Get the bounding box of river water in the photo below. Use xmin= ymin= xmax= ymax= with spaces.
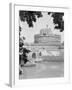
xmin=19 ymin=61 xmax=64 ymax=79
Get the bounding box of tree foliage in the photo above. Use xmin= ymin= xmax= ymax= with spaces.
xmin=19 ymin=11 xmax=42 ymax=66
xmin=19 ymin=26 xmax=31 ymax=65
xmin=48 ymin=12 xmax=64 ymax=32
xmin=19 ymin=10 xmax=43 ymax=27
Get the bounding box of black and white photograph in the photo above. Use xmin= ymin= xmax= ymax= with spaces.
xmin=19 ymin=10 xmax=64 ymax=79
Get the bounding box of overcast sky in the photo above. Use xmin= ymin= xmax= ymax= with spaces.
xmin=20 ymin=12 xmax=64 ymax=43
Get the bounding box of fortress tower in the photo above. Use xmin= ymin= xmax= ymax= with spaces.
xmin=34 ymin=28 xmax=61 ymax=46
xmin=24 ymin=27 xmax=64 ymax=61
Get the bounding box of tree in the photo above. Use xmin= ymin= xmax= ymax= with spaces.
xmin=19 ymin=26 xmax=31 ymax=65
xmin=19 ymin=11 xmax=64 ymax=31
xmin=19 ymin=11 xmax=43 ymax=66
xmin=48 ymin=12 xmax=64 ymax=32
xmin=19 ymin=10 xmax=43 ymax=27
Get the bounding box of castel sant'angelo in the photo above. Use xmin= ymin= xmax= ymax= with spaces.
xmin=24 ymin=27 xmax=64 ymax=61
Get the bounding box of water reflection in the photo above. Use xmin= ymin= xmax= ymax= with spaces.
xmin=19 ymin=61 xmax=64 ymax=79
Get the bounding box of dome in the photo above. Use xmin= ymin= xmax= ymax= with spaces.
xmin=34 ymin=27 xmax=61 ymax=45
xmin=40 ymin=28 xmax=53 ymax=35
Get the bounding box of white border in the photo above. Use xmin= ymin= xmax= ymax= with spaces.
xmin=10 ymin=3 xmax=70 ymax=87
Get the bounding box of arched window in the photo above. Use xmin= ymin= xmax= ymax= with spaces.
xmin=32 ymin=52 xmax=36 ymax=58
xmin=39 ymin=52 xmax=42 ymax=56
